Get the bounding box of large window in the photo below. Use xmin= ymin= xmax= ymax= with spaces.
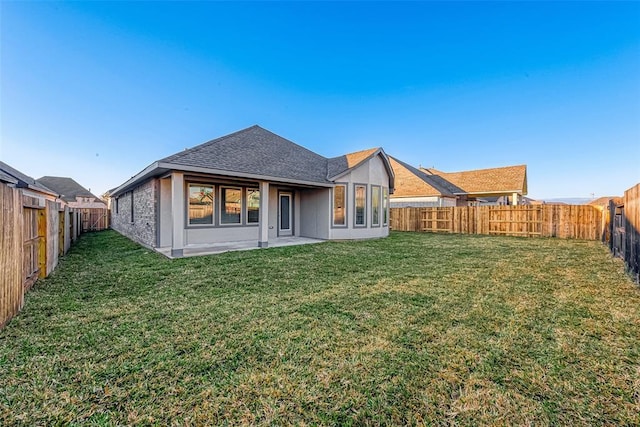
xmin=221 ymin=187 xmax=242 ymax=224
xmin=333 ymin=184 xmax=346 ymax=226
xmin=354 ymin=184 xmax=367 ymax=227
xmin=371 ymin=185 xmax=380 ymax=226
xmin=247 ymin=188 xmax=260 ymax=224
xmin=188 ymin=184 xmax=214 ymax=225
xmin=383 ymin=187 xmax=389 ymax=226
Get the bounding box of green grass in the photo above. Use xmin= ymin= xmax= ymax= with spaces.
xmin=1 ymin=230 xmax=639 ymax=425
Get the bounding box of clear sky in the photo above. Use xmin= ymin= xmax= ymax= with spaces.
xmin=1 ymin=1 xmax=639 ymax=199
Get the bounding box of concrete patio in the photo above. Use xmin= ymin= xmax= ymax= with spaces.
xmin=155 ymin=236 xmax=325 ymax=258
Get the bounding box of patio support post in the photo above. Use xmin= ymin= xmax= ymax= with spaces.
xmin=512 ymin=192 xmax=519 ymax=206
xmin=171 ymin=172 xmax=185 ymax=257
xmin=258 ymin=181 xmax=269 ymax=247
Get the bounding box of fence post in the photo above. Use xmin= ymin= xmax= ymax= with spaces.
xmin=37 ymin=209 xmax=46 ymax=278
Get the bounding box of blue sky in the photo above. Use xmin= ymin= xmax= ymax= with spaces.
xmin=1 ymin=1 xmax=639 ymax=199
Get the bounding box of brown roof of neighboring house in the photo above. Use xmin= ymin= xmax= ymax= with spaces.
xmin=389 ymin=156 xmax=458 ymax=197
xmin=585 ymin=196 xmax=623 ymax=206
xmin=422 ymin=164 xmax=527 ymax=195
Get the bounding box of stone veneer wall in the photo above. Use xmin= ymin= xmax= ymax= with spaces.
xmin=111 ymin=179 xmax=158 ymax=248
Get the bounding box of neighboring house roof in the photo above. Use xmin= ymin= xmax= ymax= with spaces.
xmin=0 ymin=169 xmax=18 ymax=185
xmin=0 ymin=161 xmax=58 ymax=196
xmin=585 ymin=196 xmax=623 ymax=207
xmin=111 ymin=125 xmax=394 ymax=197
xmin=422 ymin=164 xmax=527 ymax=195
xmin=36 ymin=176 xmax=101 ymax=203
xmin=388 ymin=156 xmax=459 ymax=197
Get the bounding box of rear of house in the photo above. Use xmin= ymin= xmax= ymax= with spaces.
xmin=110 ymin=126 xmax=394 ymax=257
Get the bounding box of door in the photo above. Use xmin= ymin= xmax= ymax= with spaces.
xmin=278 ymin=192 xmax=293 ymax=236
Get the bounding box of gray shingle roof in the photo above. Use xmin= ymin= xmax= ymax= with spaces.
xmin=0 ymin=169 xmax=18 ymax=184
xmin=0 ymin=161 xmax=57 ymax=195
xmin=36 ymin=176 xmax=98 ymax=202
xmin=161 ymin=125 xmax=332 ymax=184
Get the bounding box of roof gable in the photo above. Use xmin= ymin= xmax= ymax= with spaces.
xmin=160 ymin=125 xmax=331 ymax=185
xmin=328 ymin=148 xmax=395 ymax=190
xmin=389 ymin=156 xmax=459 ymax=197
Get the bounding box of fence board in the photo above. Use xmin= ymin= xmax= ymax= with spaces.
xmin=0 ymin=184 xmax=23 ymax=328
xmin=390 ymin=205 xmax=602 ymax=240
xmin=610 ymin=183 xmax=640 ymax=283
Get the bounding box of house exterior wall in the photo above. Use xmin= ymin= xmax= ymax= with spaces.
xmin=329 ymin=155 xmax=390 ymax=240
xmin=159 ymin=178 xmax=172 ymax=247
xmin=111 ymin=179 xmax=157 ymax=248
xmin=299 ymin=188 xmax=331 ymax=239
xmin=390 ymin=196 xmax=457 ymax=208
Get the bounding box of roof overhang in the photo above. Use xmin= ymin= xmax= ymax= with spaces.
xmin=457 ymin=190 xmax=524 ymax=197
xmin=110 ymin=161 xmax=335 ymax=197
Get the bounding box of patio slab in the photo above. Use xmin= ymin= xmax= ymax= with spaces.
xmin=156 ymin=236 xmax=325 ymax=258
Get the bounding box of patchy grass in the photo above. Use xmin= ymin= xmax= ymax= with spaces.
xmin=1 ymin=230 xmax=639 ymax=425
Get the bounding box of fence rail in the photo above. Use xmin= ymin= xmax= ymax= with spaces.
xmin=391 ymin=205 xmax=602 ymax=240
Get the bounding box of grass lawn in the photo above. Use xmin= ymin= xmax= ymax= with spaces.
xmin=1 ymin=231 xmax=639 ymax=425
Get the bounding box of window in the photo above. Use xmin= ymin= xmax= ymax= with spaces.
xmin=354 ymin=184 xmax=367 ymax=226
xmin=115 ymin=197 xmax=119 ymax=214
xmin=130 ymin=191 xmax=134 ymax=222
xmin=246 ymin=188 xmax=260 ymax=224
xmin=221 ymin=187 xmax=242 ymax=224
xmin=188 ymin=184 xmax=214 ymax=225
xmin=372 ymin=185 xmax=380 ymax=226
xmin=383 ymin=187 xmax=389 ymax=226
xmin=333 ymin=184 xmax=346 ymax=226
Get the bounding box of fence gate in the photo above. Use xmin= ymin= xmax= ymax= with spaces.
xmin=488 ymin=206 xmax=543 ymax=237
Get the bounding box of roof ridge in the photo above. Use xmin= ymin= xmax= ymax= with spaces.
xmin=433 ymin=164 xmax=527 ymax=175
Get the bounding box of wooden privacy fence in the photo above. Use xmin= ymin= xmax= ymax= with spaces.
xmin=609 ymin=183 xmax=640 ymax=284
xmin=81 ymin=208 xmax=108 ymax=232
xmin=391 ymin=205 xmax=602 ymax=240
xmin=0 ymin=183 xmax=86 ymax=328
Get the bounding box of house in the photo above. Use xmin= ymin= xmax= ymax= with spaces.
xmin=109 ymin=125 xmax=394 ymax=257
xmin=36 ymin=176 xmax=109 ymax=231
xmin=388 ymin=158 xmax=528 ymax=207
xmin=421 ymin=165 xmax=528 ymax=206
xmin=388 ymin=156 xmax=461 ymax=207
xmin=0 ymin=161 xmax=58 ymax=204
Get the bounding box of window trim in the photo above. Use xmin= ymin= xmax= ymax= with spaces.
xmin=187 ymin=183 xmax=215 ymax=227
xmin=219 ymin=186 xmax=243 ymax=226
xmin=245 ymin=187 xmax=260 ymax=225
xmin=331 ymin=183 xmax=348 ymax=228
xmin=371 ymin=185 xmax=381 ymax=227
xmin=383 ymin=187 xmax=389 ymax=227
xmin=130 ymin=191 xmax=134 ymax=223
xmin=353 ymin=183 xmax=368 ymax=228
